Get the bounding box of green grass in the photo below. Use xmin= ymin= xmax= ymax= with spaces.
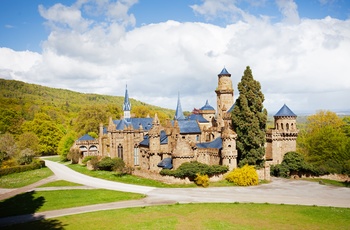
xmin=38 ymin=180 xmax=83 ymax=187
xmin=304 ymin=178 xmax=350 ymax=188
xmin=67 ymin=164 xmax=196 ymax=188
xmin=4 ymin=203 xmax=350 ymax=230
xmin=42 ymin=155 xmax=62 ymax=162
xmin=0 ymin=167 xmax=53 ymax=188
xmin=0 ymin=189 xmax=144 ymax=218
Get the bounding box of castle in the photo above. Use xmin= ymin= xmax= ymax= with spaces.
xmin=75 ymin=67 xmax=298 ymax=173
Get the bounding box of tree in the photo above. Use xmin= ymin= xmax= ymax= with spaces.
xmin=17 ymin=132 xmax=40 ymax=154
xmin=232 ymin=66 xmax=267 ymax=167
xmin=0 ymin=133 xmax=17 ymax=162
xmin=298 ymin=111 xmax=350 ymax=174
xmin=57 ymin=131 xmax=77 ymax=161
xmin=74 ymin=105 xmax=109 ymax=136
xmin=22 ymin=113 xmax=64 ymax=155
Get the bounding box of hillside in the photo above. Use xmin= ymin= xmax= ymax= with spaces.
xmin=0 ymin=79 xmax=175 ymax=155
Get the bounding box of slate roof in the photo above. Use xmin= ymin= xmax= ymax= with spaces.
xmin=227 ymin=103 xmax=235 ymax=113
xmin=113 ymin=118 xmax=153 ymax=130
xmin=187 ymin=114 xmax=209 ymax=123
xmin=78 ymin=134 xmax=95 ymax=141
xmin=174 ymin=93 xmax=185 ymax=120
xmin=175 ymin=120 xmax=201 ymax=134
xmin=200 ymin=100 xmax=215 ymax=111
xmin=218 ymin=67 xmax=231 ymax=76
xmin=139 ymin=130 xmax=168 ymax=146
xmin=123 ymin=85 xmax=131 ymax=111
xmin=274 ymin=104 xmax=297 ymax=117
xmin=196 ymin=137 xmax=222 ymax=149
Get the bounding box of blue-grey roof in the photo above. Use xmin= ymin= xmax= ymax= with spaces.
xmin=187 ymin=114 xmax=209 ymax=123
xmin=274 ymin=104 xmax=297 ymax=117
xmin=123 ymin=85 xmax=131 ymax=111
xmin=174 ymin=93 xmax=185 ymax=120
xmin=218 ymin=67 xmax=231 ymax=76
xmin=227 ymin=103 xmax=235 ymax=113
xmin=200 ymin=100 xmax=215 ymax=111
xmin=139 ymin=130 xmax=168 ymax=146
xmin=196 ymin=137 xmax=222 ymax=149
xmin=78 ymin=134 xmax=95 ymax=141
xmin=114 ymin=118 xmax=153 ymax=130
xmin=172 ymin=120 xmax=201 ymax=134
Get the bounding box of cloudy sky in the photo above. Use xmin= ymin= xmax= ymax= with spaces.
xmin=1 ymin=0 xmax=349 ymax=115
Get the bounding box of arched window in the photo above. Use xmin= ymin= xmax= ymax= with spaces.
xmin=281 ymin=123 xmax=284 ymax=130
xmin=286 ymin=123 xmax=289 ymax=131
xmin=118 ymin=144 xmax=123 ymax=159
xmin=134 ymin=145 xmax=139 ymax=166
xmin=291 ymin=123 xmax=294 ymax=130
xmin=276 ymin=123 xmax=279 ymax=130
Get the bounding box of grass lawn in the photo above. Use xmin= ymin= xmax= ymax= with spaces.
xmin=0 ymin=189 xmax=144 ymax=218
xmin=67 ymin=164 xmax=197 ymax=188
xmin=0 ymin=167 xmax=53 ymax=188
xmin=304 ymin=178 xmax=350 ymax=188
xmin=38 ymin=180 xmax=83 ymax=187
xmin=3 ymin=203 xmax=350 ymax=230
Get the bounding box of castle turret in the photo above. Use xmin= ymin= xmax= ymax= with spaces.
xmin=148 ymin=113 xmax=162 ymax=171
xmin=123 ymin=85 xmax=131 ymax=119
xmin=266 ymin=104 xmax=298 ymax=164
xmin=221 ymin=125 xmax=238 ymax=170
xmin=216 ymin=68 xmax=234 ymax=128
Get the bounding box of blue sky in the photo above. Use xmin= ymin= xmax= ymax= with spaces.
xmin=0 ymin=0 xmax=350 ymax=114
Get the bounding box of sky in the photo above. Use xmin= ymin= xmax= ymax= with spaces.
xmin=0 ymin=0 xmax=350 ymax=115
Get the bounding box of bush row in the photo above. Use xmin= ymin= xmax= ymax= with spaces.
xmin=0 ymin=160 xmax=45 ymax=176
xmin=160 ymin=161 xmax=228 ymax=181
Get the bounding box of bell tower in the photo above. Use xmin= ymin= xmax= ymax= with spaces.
xmin=216 ymin=68 xmax=234 ymax=128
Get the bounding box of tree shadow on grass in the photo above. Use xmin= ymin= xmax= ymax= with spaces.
xmin=0 ymin=191 xmax=44 ymax=218
xmin=2 ymin=218 xmax=66 ymax=230
xmin=0 ymin=191 xmax=66 ymax=229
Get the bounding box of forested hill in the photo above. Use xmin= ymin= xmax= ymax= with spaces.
xmin=0 ymin=78 xmax=174 ymax=155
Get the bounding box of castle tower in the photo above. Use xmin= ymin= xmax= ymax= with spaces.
xmin=199 ymin=100 xmax=216 ymax=122
xmin=221 ymin=125 xmax=238 ymax=170
xmin=174 ymin=93 xmax=185 ymax=120
xmin=148 ymin=113 xmax=162 ymax=171
xmin=216 ymin=68 xmax=234 ymax=128
xmin=266 ymin=104 xmax=298 ymax=164
xmin=123 ymin=85 xmax=131 ymax=119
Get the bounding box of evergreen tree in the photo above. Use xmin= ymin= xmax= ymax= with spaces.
xmin=232 ymin=66 xmax=267 ymax=167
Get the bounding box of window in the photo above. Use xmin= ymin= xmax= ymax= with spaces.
xmin=118 ymin=144 xmax=123 ymax=159
xmin=134 ymin=145 xmax=139 ymax=166
xmin=286 ymin=123 xmax=289 ymax=131
xmin=196 ymin=135 xmax=200 ymax=142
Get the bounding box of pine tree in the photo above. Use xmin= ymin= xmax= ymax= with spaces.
xmin=232 ymin=66 xmax=267 ymax=167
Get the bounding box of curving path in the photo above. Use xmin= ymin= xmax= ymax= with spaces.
xmin=1 ymin=160 xmax=350 ymax=227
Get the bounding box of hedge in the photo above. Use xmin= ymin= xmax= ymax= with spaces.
xmin=0 ymin=160 xmax=45 ymax=176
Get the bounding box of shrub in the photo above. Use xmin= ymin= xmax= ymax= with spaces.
xmin=160 ymin=161 xmax=228 ymax=181
xmin=82 ymin=156 xmax=94 ymax=165
xmin=67 ymin=148 xmax=81 ymax=164
xmin=194 ymin=173 xmax=209 ymax=187
xmin=271 ymin=151 xmax=315 ymax=178
xmin=97 ymin=157 xmax=125 ymax=172
xmin=225 ymin=165 xmax=259 ymax=186
xmin=0 ymin=160 xmax=45 ymax=176
xmin=16 ymin=148 xmax=36 ymax=165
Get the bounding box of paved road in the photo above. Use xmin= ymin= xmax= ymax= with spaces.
xmin=1 ymin=160 xmax=349 ymax=227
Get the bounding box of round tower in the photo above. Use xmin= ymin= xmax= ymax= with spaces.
xmin=221 ymin=126 xmax=238 ymax=170
xmin=216 ymin=68 xmax=234 ymax=128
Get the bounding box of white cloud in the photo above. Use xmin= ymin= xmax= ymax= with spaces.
xmin=276 ymin=0 xmax=300 ymax=24
xmin=0 ymin=0 xmax=350 ymax=115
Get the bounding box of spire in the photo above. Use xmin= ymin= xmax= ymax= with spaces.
xmin=123 ymin=85 xmax=131 ymax=119
xmin=174 ymin=92 xmax=185 ymax=120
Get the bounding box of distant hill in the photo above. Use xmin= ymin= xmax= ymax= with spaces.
xmin=0 ymin=78 xmax=174 ymax=137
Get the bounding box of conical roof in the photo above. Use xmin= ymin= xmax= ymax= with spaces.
xmin=274 ymin=104 xmax=297 ymax=117
xmin=174 ymin=93 xmax=185 ymax=120
xmin=200 ymin=100 xmax=215 ymax=111
xmin=218 ymin=67 xmax=231 ymax=77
